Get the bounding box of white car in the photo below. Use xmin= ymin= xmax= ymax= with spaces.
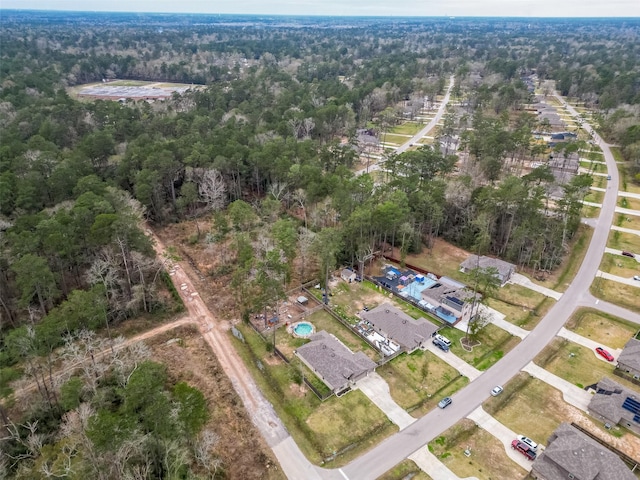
xmin=491 ymin=386 xmax=503 ymax=396
xmin=517 ymin=435 xmax=538 ymax=451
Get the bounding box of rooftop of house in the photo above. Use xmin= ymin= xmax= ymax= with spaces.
xmin=533 ymin=423 xmax=635 ymax=480
xmin=589 ymin=377 xmax=640 ymax=426
xmin=360 ymin=303 xmax=438 ymax=351
xmin=618 ymin=338 xmax=640 ymax=371
xmin=295 ymin=330 xmax=376 ymax=391
xmin=460 ymin=255 xmax=516 ymax=279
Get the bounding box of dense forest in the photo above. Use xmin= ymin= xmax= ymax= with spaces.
xmin=1 ymin=11 xmax=639 ymax=479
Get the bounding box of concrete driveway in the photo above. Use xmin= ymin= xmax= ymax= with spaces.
xmin=604 ymin=247 xmax=640 ymax=262
xmin=596 ymin=270 xmax=640 ymax=288
xmin=522 ymin=362 xmax=592 ymax=412
xmin=467 ymin=406 xmax=535 ymax=472
xmin=356 ymin=372 xmax=416 ymax=430
xmin=508 ymin=273 xmax=563 ymax=300
xmin=557 ymin=327 xmax=622 ymax=362
xmin=409 ymin=448 xmax=479 ymax=480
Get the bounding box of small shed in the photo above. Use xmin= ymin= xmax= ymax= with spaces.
xmin=341 ymin=268 xmax=357 ymax=283
xmin=415 ymin=274 xmax=425 ymax=283
xmin=297 ymin=296 xmax=308 ymax=305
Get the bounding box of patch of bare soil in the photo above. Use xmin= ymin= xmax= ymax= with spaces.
xmin=148 ymin=325 xmax=284 ymax=480
xmin=460 ymin=337 xmax=481 ymax=351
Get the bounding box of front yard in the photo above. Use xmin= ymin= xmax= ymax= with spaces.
xmin=429 ymin=419 xmax=527 ymax=480
xmin=565 ymin=308 xmax=637 ymax=350
xmin=377 ymin=349 xmax=468 ymax=416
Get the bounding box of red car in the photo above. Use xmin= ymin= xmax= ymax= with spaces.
xmin=511 ymin=440 xmax=536 ymax=460
xmin=595 ymin=347 xmax=614 ymax=362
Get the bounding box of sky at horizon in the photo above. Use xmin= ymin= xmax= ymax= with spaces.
xmin=3 ymin=0 xmax=640 ymax=18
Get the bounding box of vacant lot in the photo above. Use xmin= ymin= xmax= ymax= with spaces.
xmin=401 ymin=238 xmax=470 ymax=280
xmin=440 ymin=324 xmax=520 ymax=371
xmin=429 ymin=419 xmax=527 ymax=480
xmin=607 ymin=230 xmax=640 ymax=254
xmin=592 ymin=278 xmax=640 ymax=314
xmin=388 ymin=122 xmax=423 ymax=136
xmin=378 ymin=460 xmax=432 ymax=480
xmin=565 ymin=308 xmax=637 ymax=349
xmin=485 ymin=373 xmax=640 ymax=461
xmin=383 ymin=134 xmax=409 ymax=145
xmin=616 ymin=213 xmax=640 ymax=231
xmin=377 ymin=349 xmax=467 ymax=416
xmin=598 ymin=253 xmax=640 ymax=279
xmin=618 ymin=197 xmax=640 ymax=211
xmin=535 ymin=337 xmax=640 ymax=391
xmin=584 ymin=189 xmax=605 ymax=203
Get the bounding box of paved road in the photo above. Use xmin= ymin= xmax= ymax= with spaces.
xmin=311 ymin=93 xmax=634 ymax=480
xmin=355 ymin=75 xmax=455 ymax=176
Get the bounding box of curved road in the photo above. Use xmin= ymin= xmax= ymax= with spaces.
xmin=306 ymin=93 xmax=640 ymax=479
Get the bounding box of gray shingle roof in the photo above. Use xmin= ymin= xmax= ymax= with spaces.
xmin=360 ymin=303 xmax=438 ymax=351
xmin=588 ymin=377 xmax=640 ymax=427
xmin=295 ymin=331 xmax=376 ymax=391
xmin=532 ymin=423 xmax=635 ymax=480
xmin=460 ymin=255 xmax=515 ymax=280
xmin=618 ymin=338 xmax=640 ymax=372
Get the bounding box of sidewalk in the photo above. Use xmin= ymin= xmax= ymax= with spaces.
xmin=408 ymin=448 xmax=479 ymax=480
xmin=508 ymin=273 xmax=563 ymax=300
xmin=356 ymin=373 xmax=416 ymax=429
xmin=522 ymin=362 xmax=592 ymax=412
xmin=467 ymin=406 xmax=533 ymax=472
xmin=557 ymin=327 xmax=622 ymax=362
xmin=425 ymin=343 xmax=482 ymax=381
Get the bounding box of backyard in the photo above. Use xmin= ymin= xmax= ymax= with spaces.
xmin=232 ymin=323 xmax=397 ymax=467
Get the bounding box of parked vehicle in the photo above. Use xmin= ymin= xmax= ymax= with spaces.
xmin=621 ymin=251 xmax=635 ymax=258
xmin=433 ymin=334 xmax=452 ymax=347
xmin=595 ymin=347 xmax=614 ymax=361
xmin=491 ymin=386 xmax=503 ymax=396
xmin=433 ymin=338 xmax=450 ymax=352
xmin=438 ymin=397 xmax=452 ymax=409
xmin=516 ymin=435 xmax=538 ymax=451
xmin=634 ymin=275 xmax=640 ymax=281
xmin=511 ymin=440 xmax=536 ymax=460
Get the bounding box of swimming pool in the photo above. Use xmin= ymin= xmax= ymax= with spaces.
xmin=293 ymin=322 xmax=314 ymax=338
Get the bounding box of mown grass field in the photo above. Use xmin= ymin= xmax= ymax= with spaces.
xmin=378 ymin=460 xmax=432 ymax=480
xmin=591 ymin=278 xmax=640 ymax=314
xmin=607 ymin=230 xmax=640 ymax=253
xmin=565 ymin=308 xmax=637 ymax=350
xmin=598 ymin=253 xmax=640 ymax=279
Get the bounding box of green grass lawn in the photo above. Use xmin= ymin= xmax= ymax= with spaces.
xmin=484 ymin=373 xmax=581 ymax=447
xmin=581 ymin=161 xmax=605 ymax=173
xmin=584 ymin=190 xmax=605 ymax=204
xmin=377 ymin=349 xmax=467 ymax=416
xmin=591 ymin=278 xmax=640 ymax=314
xmin=388 ymin=122 xmax=423 ymax=136
xmin=618 ymin=197 xmax=640 ymax=211
xmin=438 ymin=324 xmax=520 ymax=371
xmin=581 ymin=205 xmax=601 ymax=218
xmin=429 ymin=420 xmax=527 ymax=480
xmin=615 ymin=213 xmax=640 ymax=231
xmin=565 ymin=308 xmax=637 ymax=349
xmin=233 ymin=323 xmax=397 ymax=466
xmin=535 ymin=337 xmax=638 ymax=390
xmin=377 ymin=460 xmax=432 ymax=480
xmin=382 ymin=134 xmax=409 ymax=145
xmin=607 ymin=230 xmax=640 ymax=252
xmin=598 ymin=253 xmax=640 ymax=279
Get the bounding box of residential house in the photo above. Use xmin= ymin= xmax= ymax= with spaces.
xmin=420 ymin=281 xmax=478 ymax=325
xmin=294 ymin=330 xmax=376 ymax=394
xmin=588 ymin=377 xmax=640 ymax=435
xmin=459 ymin=255 xmax=516 ymax=286
xmin=531 ymin=423 xmax=635 ymax=480
xmin=617 ymin=338 xmax=640 ymax=379
xmin=360 ymin=303 xmax=438 ymax=353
